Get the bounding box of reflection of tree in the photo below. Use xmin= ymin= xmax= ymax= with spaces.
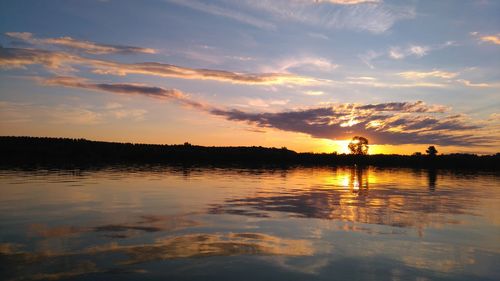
xmin=349 ymin=166 xmax=369 ymax=195
xmin=427 ymin=169 xmax=437 ymax=192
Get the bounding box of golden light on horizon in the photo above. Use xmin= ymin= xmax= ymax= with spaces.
xmin=320 ymin=139 xmax=352 ymax=154
xmin=321 ymin=138 xmax=390 ymax=155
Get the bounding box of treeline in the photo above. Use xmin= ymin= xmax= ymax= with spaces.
xmin=0 ymin=136 xmax=499 ymax=170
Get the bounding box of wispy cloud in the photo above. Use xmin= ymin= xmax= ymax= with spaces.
xmin=5 ymin=32 xmax=156 ymax=54
xmin=456 ymin=79 xmax=491 ymax=88
xmin=358 ymin=50 xmax=382 ymax=69
xmin=238 ymin=98 xmax=290 ymax=108
xmin=307 ymin=32 xmax=330 ymax=40
xmin=388 ymin=45 xmax=429 ymax=59
xmin=265 ymin=56 xmax=339 ymax=73
xmin=489 ymin=113 xmax=500 ymax=121
xmin=169 ymin=0 xmax=414 ymax=34
xmin=363 ymin=41 xmax=457 ymax=67
xmin=398 ymin=70 xmax=496 ymax=88
xmin=471 ymin=32 xmax=500 ymax=45
xmin=345 ymin=76 xmax=447 ymax=88
xmin=167 ymin=0 xmax=276 ymax=30
xmin=0 ymin=47 xmax=320 ymax=85
xmin=241 ymin=0 xmax=415 ymax=33
xmin=304 ymin=90 xmax=326 ymax=96
xmin=398 ymin=70 xmax=458 ymax=79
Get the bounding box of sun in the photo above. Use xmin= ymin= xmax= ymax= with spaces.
xmin=320 ymin=139 xmax=352 ymax=154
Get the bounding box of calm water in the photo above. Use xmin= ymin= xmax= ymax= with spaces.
xmin=0 ymin=166 xmax=499 ymax=281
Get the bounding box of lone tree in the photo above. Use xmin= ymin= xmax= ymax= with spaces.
xmin=348 ymin=136 xmax=369 ymax=155
xmin=426 ymin=146 xmax=438 ymax=156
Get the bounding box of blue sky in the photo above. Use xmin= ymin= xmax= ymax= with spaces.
xmin=0 ymin=0 xmax=499 ymax=153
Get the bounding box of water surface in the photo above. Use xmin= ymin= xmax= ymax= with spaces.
xmin=0 ymin=166 xmax=499 ymax=280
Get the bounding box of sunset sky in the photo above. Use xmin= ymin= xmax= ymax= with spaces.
xmin=0 ymin=0 xmax=499 ymax=154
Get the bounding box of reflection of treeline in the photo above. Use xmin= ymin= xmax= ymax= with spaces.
xmin=1 ymin=136 xmax=498 ymax=169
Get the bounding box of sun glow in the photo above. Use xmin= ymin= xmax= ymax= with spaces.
xmin=319 ymin=139 xmax=352 ymax=154
xmin=320 ymin=138 xmax=397 ymax=155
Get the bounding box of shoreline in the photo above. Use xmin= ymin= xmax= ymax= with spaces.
xmin=1 ymin=136 xmax=499 ymax=170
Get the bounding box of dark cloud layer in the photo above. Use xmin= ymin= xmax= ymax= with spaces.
xmin=43 ymin=76 xmax=207 ymax=109
xmin=40 ymin=76 xmax=490 ymax=146
xmin=210 ymin=104 xmax=487 ymax=146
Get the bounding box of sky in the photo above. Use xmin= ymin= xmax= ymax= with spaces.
xmin=0 ymin=0 xmax=499 ymax=154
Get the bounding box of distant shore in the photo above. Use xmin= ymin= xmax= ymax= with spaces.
xmin=1 ymin=136 xmax=498 ymax=170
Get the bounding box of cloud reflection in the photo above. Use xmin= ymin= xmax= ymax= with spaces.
xmin=1 ymin=232 xmax=313 ymax=280
xmin=29 ymin=214 xmax=199 ymax=239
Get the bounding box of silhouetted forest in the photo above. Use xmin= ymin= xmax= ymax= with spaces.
xmin=1 ymin=136 xmax=498 ymax=169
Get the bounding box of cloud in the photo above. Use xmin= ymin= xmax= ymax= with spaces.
xmin=358 ymin=41 xmax=458 ymax=69
xmin=263 ymin=56 xmax=339 ymax=73
xmin=43 ymin=76 xmax=208 ymax=109
xmin=210 ymin=102 xmax=489 ymax=146
xmin=365 ymin=41 xmax=456 ymax=67
xmin=408 ymin=45 xmax=429 ymax=57
xmin=167 ymin=0 xmax=276 ymax=30
xmin=49 ymin=105 xmax=104 ymax=125
xmin=388 ymin=45 xmax=429 ymax=59
xmin=346 ymin=76 xmax=447 ymax=88
xmin=246 ymin=98 xmax=290 ymax=107
xmin=398 ymin=70 xmax=458 ymax=79
xmin=358 ymin=50 xmax=383 ymax=69
xmin=471 ymin=32 xmax=500 ymax=45
xmin=479 ymin=35 xmax=500 ymax=45
xmin=5 ymin=32 xmax=156 ymax=54
xmin=0 ymin=47 xmax=319 ymax=85
xmin=241 ymin=0 xmax=415 ymax=33
xmin=171 ymin=0 xmax=414 ymax=34
xmin=0 ymin=47 xmax=79 ymax=72
xmin=110 ymin=108 xmax=147 ymax=121
xmin=398 ymin=70 xmax=497 ymax=88
xmin=388 ymin=47 xmax=405 ymax=59
xmin=307 ymin=32 xmax=330 ymax=40
xmin=488 ymin=113 xmax=500 ymax=121
xmin=304 ymin=90 xmax=325 ymax=96
xmin=0 ymin=101 xmax=33 ymax=123
xmin=455 ymin=79 xmax=491 ymax=88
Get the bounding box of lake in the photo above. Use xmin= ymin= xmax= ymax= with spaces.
xmin=0 ymin=166 xmax=499 ymax=281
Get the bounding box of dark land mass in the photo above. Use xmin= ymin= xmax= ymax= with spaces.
xmin=0 ymin=136 xmax=499 ymax=170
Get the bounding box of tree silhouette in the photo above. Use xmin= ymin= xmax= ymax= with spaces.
xmin=426 ymin=146 xmax=438 ymax=156
xmin=348 ymin=136 xmax=369 ymax=155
